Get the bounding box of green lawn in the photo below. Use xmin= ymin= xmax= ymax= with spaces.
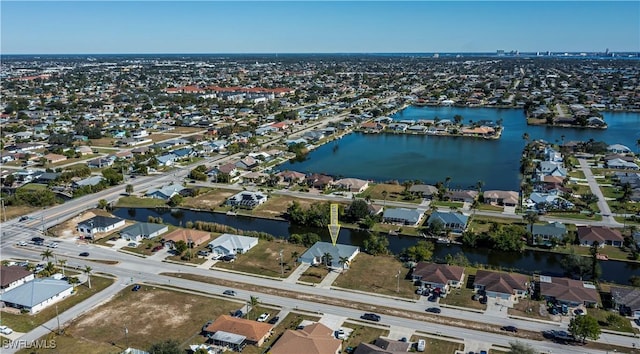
xmin=115 ymin=196 xmax=167 ymax=208
xmin=555 ymin=245 xmax=634 ymax=262
xmin=214 ymin=239 xmax=308 ymax=278
xmin=1 ymin=276 xmax=114 ymax=333
xmin=600 ymin=186 xmax=623 ymax=199
xmin=431 ymin=201 xmax=464 ymax=209
xmin=410 ymin=335 xmax=464 ymax=354
xmin=18 ymin=183 xmax=48 ymax=191
xmin=359 ymin=184 xmax=419 ymax=203
xmin=371 ymin=223 xmax=421 ymax=236
xmin=342 ymin=324 xmax=389 ymax=350
xmin=439 ymin=287 xmax=487 ymax=311
xmin=333 ymin=253 xmax=417 ymax=299
xmin=298 ymin=266 xmax=329 ymax=283
xmin=588 ymin=308 xmax=637 ymax=333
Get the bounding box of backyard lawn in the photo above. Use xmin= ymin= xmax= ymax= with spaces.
xmin=410 ymin=335 xmax=465 ymax=354
xmin=333 ymin=253 xmax=417 ymax=300
xmin=214 ymin=239 xmax=308 ymax=278
xmin=1 ymin=276 xmax=114 ymax=333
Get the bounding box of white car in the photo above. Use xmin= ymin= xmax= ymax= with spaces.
xmin=0 ymin=325 xmax=13 ymax=335
xmin=17 ymin=241 xmax=28 ymax=246
xmin=335 ymin=328 xmax=347 ymax=339
xmin=257 ymin=313 xmax=270 ymax=322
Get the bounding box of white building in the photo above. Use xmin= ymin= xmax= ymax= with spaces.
xmin=0 ymin=278 xmax=74 ymax=314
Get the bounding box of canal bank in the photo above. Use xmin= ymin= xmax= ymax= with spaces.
xmin=113 ymin=207 xmax=640 ymax=285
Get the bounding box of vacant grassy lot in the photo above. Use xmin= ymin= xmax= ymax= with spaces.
xmin=214 ymin=239 xmax=308 ymax=278
xmin=251 ymin=195 xmax=317 ymax=219
xmin=588 ymin=308 xmax=636 ymax=333
xmin=410 ymin=335 xmax=464 ymax=354
xmin=360 ymin=183 xmax=417 ymax=203
xmin=342 ymin=324 xmax=389 ymax=350
xmin=16 ymin=332 xmax=115 ymax=354
xmin=180 ymin=188 xmax=238 ymax=210
xmin=371 ymin=222 xmax=421 ymax=236
xmin=121 ymin=237 xmax=167 ymax=256
xmin=431 ymin=201 xmax=464 ymax=209
xmin=2 ymin=205 xmax=40 ymax=221
xmin=49 ymin=154 xmax=99 ymax=167
xmin=1 ymin=276 xmax=114 ymax=333
xmin=439 ymin=287 xmax=486 ymax=311
xmin=170 ymin=126 xmax=206 ymax=134
xmin=554 ymin=244 xmax=633 ymax=262
xmin=507 ymin=299 xmax=549 ymax=320
xmin=334 ymin=253 xmax=417 ymax=300
xmin=64 ymin=285 xmax=240 ymax=351
xmin=147 ymin=133 xmax=176 ymax=142
xmin=298 ymin=266 xmax=329 ymax=283
xmin=18 ymin=183 xmax=48 ymax=191
xmin=116 ymin=196 xmax=167 ymax=208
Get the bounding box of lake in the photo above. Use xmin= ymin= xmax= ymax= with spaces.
xmin=278 ymin=107 xmax=640 ymax=190
xmin=114 ymin=207 xmax=640 ymax=285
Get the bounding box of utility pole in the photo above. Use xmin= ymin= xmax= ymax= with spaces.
xmin=124 ymin=326 xmax=129 ymax=349
xmin=0 ymin=198 xmax=6 ymax=222
xmin=56 ymin=305 xmax=61 ymax=334
xmin=396 ymin=269 xmax=401 ymax=293
xmin=41 ymin=209 xmax=46 ymax=235
xmin=279 ymin=249 xmax=284 ymax=277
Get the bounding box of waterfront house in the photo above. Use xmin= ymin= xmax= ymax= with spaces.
xmin=77 ymin=216 xmax=125 ymax=239
xmin=163 ymin=228 xmax=211 ymax=248
xmin=300 ymin=242 xmax=359 ymax=269
xmin=0 ymin=278 xmax=74 ymax=314
xmin=204 ymin=315 xmax=272 ymax=349
xmin=607 ymin=144 xmax=632 ymax=154
xmin=445 ymin=190 xmax=478 ymax=203
xmin=382 ymin=208 xmax=425 ymax=226
xmin=408 ymin=184 xmax=439 ymax=199
xmin=236 ymin=156 xmax=260 ymax=171
xmin=473 ymin=270 xmax=529 ymax=301
xmin=72 ymin=176 xmax=105 ymax=189
xmin=577 ymin=226 xmax=624 ymax=247
xmin=145 ymin=184 xmax=185 ymax=200
xmin=427 ymin=211 xmax=469 ymax=233
xmin=610 ymin=286 xmax=640 ymax=318
xmin=531 ymin=222 xmax=568 ymax=245
xmin=269 ymin=322 xmax=342 ymax=354
xmin=360 ymin=122 xmax=385 ymax=132
xmin=333 ymin=178 xmax=369 ymax=193
xmin=120 ymin=222 xmax=169 ymax=242
xmin=482 ymin=190 xmax=519 ymax=206
xmin=277 ymin=170 xmax=306 ymax=184
xmin=539 ymin=276 xmax=599 ymax=308
xmin=207 ymin=233 xmax=258 ymax=258
xmin=0 ymin=265 xmax=35 ymax=292
xmin=411 ymin=262 xmax=464 ymax=294
xmin=306 ymin=173 xmax=334 ymax=190
xmin=606 ymin=158 xmax=639 ymax=170
xmin=226 ymin=191 xmax=267 ymax=209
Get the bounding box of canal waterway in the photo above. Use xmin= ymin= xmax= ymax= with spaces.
xmin=114 ymin=207 xmax=640 ymax=285
xmin=278 ymin=107 xmax=640 ymax=190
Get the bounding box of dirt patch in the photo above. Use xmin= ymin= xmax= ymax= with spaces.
xmin=252 ymin=195 xmax=316 ymax=218
xmin=181 ymin=189 xmax=237 ymax=210
xmin=49 ymin=209 xmax=120 ymax=239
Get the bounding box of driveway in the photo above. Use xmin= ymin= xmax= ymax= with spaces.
xmin=577 ymin=158 xmax=621 ymax=227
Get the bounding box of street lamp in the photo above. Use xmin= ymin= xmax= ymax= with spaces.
xmin=279 ymin=249 xmax=284 ymax=277
xmin=396 ymin=269 xmax=401 ymax=293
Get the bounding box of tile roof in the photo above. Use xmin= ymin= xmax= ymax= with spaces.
xmin=412 ymin=262 xmax=464 ymax=285
xmin=269 ymin=323 xmax=342 ymax=354
xmin=204 ymin=315 xmax=272 ymax=343
xmin=577 ymin=226 xmax=624 ymax=244
xmin=540 ymin=277 xmax=600 ymax=304
xmin=0 ymin=265 xmax=32 ymax=288
xmin=474 ymin=270 xmax=529 ymax=294
xmin=162 ymin=228 xmax=210 ymax=246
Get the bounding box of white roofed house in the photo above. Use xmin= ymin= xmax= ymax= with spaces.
xmin=207 ymin=233 xmax=259 ymax=258
xmin=145 ymin=184 xmax=185 ymax=200
xmin=607 ymin=144 xmax=632 ymax=154
xmin=0 ymin=278 xmax=74 ymax=314
xmin=120 ymin=222 xmax=169 ymax=242
xmin=77 ymin=216 xmax=126 ymax=239
xmin=299 ymin=242 xmax=359 ymax=269
xmin=606 ymin=158 xmax=639 ymax=170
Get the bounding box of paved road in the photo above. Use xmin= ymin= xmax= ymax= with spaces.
xmin=2 ymin=243 xmax=637 ymax=353
xmin=578 ymin=158 xmax=621 ymax=226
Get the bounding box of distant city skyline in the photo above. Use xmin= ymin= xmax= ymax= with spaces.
xmin=1 ymin=1 xmax=638 ymax=55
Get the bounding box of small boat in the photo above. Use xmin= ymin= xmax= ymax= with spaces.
xmin=436 ymin=237 xmax=451 ymax=244
xmin=596 ymin=253 xmax=609 ymax=261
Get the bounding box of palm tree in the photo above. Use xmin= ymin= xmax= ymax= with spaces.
xmin=523 ymin=212 xmax=539 ymax=243
xmin=41 ymin=249 xmax=54 ymax=262
xmin=125 ymin=184 xmax=134 ymax=195
xmin=381 ymin=190 xmax=388 ymax=208
xmin=476 ymin=180 xmax=484 ymax=194
xmin=67 ymin=276 xmax=80 ymax=290
xmin=84 ymin=265 xmax=93 ymax=289
xmin=98 ymin=199 xmax=108 ymax=210
xmin=58 ymin=259 xmax=67 ymax=276
xmin=338 ymin=256 xmax=350 ymax=270
xmin=249 ymin=295 xmax=259 ymax=319
xmin=445 ymin=176 xmax=451 ymax=190
xmin=522 ymin=132 xmax=530 ymax=143
xmin=323 ymin=252 xmax=334 ymax=268
xmin=291 ymin=251 xmax=300 ymax=266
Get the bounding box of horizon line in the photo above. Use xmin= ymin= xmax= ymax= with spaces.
xmin=2 ymin=51 xmax=639 ymax=56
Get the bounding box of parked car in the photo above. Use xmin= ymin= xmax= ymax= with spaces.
xmin=257 ymin=313 xmax=270 ymax=322
xmin=417 ymin=339 xmax=426 ymax=352
xmin=501 ymin=326 xmax=518 ymax=333
xmin=197 ymin=250 xmax=210 ymax=257
xmin=479 ymin=296 xmax=487 ymax=304
xmin=152 ymin=245 xmax=164 ymax=252
xmin=0 ymin=325 xmax=13 ymax=335
xmin=202 ymin=320 xmax=213 ymax=332
xmin=19 ymin=216 xmax=29 ymax=222
xmin=426 ymin=307 xmax=441 ymax=314
xmin=268 ymin=316 xmax=280 ymax=325
xmin=231 ymin=310 xmax=244 ymax=318
xmin=635 ymin=318 xmax=640 ymax=326
xmin=17 ymin=241 xmax=28 ymax=246
xmin=47 ymin=242 xmax=58 ymax=248
xmin=574 ymin=308 xmax=585 ymax=316
xmin=360 ymin=313 xmax=381 ymax=322
xmin=223 ymin=290 xmax=237 ymax=296
xmin=335 ymin=328 xmax=347 ymax=339
xmin=132 ymin=285 xmax=141 ymax=292
xmin=399 ymin=337 xmax=407 ymax=342
xmin=127 ymin=242 xmax=138 ymax=247
xmin=79 ymin=252 xmax=90 ymax=257
xmin=221 ymin=255 xmax=236 ymax=262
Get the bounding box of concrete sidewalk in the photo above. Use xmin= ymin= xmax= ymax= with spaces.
xmin=284 ymin=263 xmax=310 ymax=284
xmin=318 ymin=268 xmax=342 ymax=289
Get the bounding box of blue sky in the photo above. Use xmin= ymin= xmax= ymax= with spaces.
xmin=2 ymin=1 xmax=638 ymax=54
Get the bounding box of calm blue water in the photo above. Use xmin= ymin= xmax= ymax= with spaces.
xmin=279 ymin=107 xmax=640 ymax=190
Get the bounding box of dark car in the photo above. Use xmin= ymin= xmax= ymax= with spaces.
xmin=574 ymin=308 xmax=585 ymax=316
xmin=360 ymin=313 xmax=381 ymax=322
xmin=222 ymin=255 xmax=236 ymax=262
xmin=479 ymin=296 xmax=487 ymax=304
xmin=223 ymin=290 xmax=237 ymax=296
xmin=202 ymin=320 xmax=213 ymax=332
xmin=268 ymin=316 xmax=279 ymax=324
xmin=79 ymin=252 xmax=90 ymax=257
xmin=426 ymin=307 xmax=441 ymax=314
xmin=501 ymin=326 xmax=518 ymax=333
xmin=132 ymin=285 xmax=141 ymax=292
xmin=231 ymin=310 xmax=244 ymax=318
xmin=19 ymin=216 xmax=29 ymax=222
xmin=635 ymin=318 xmax=640 ymax=326
xmin=152 ymin=245 xmax=164 ymax=252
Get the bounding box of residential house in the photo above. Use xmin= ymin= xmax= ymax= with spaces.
xmin=531 ymin=222 xmax=568 ymax=245
xmin=427 ymin=211 xmax=469 ymax=233
xmin=299 ymin=242 xmax=359 ymax=269
xmin=577 ymin=226 xmax=624 ymax=247
xmin=473 ymin=270 xmax=529 ymax=300
xmin=0 ymin=265 xmax=35 ymax=292
xmin=162 ymin=228 xmax=211 ymax=248
xmin=226 ymin=191 xmax=268 ymax=209
xmin=207 ymin=233 xmax=259 ymax=258
xmin=382 ymin=208 xmax=425 ymax=226
xmin=241 ymin=172 xmax=269 ymax=185
xmin=408 ymin=184 xmax=439 ymax=199
xmin=527 ymin=192 xmax=574 ymax=210
xmin=156 ymin=153 xmax=177 ymax=167
xmin=87 ymin=157 xmax=115 ymax=168
xmin=353 ymin=337 xmax=411 ymax=354
xmin=607 ymin=144 xmax=632 ymax=154
xmin=120 ymin=222 xmax=169 ymax=242
xmin=606 ymin=158 xmax=639 ymax=170
xmin=277 ymin=170 xmax=306 ymax=184
xmin=483 ymin=190 xmax=519 ymax=206
xmin=44 ymin=153 xmax=67 ymax=164
xmin=145 ymin=184 xmax=185 ymax=200
xmin=306 ymin=173 xmax=334 ymax=190
xmin=0 ymin=278 xmax=74 ymax=314
xmin=209 ymin=163 xmax=239 ymax=182
xmin=333 ymin=178 xmax=369 ymax=193
xmin=538 ymin=161 xmax=567 ymax=179
xmin=77 ymin=216 xmax=126 ymax=239
xmin=445 ymin=190 xmax=479 ymax=203
xmin=203 ymin=315 xmax=273 ymax=348
xmin=236 ymin=156 xmax=260 ymax=171
xmin=35 ymin=172 xmax=60 ymax=184
xmin=539 ymin=276 xmax=600 ymax=307
xmin=171 ymin=147 xmax=195 ymax=159
xmin=269 ymin=322 xmax=341 ymax=354
xmin=411 ymin=262 xmax=464 ymax=293
xmin=611 ymin=286 xmax=640 ymax=318
xmin=75 ymin=146 xmax=93 ymax=155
